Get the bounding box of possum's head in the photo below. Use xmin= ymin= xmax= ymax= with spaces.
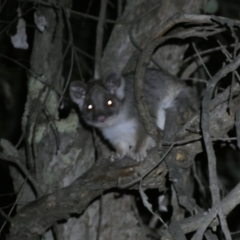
xmin=69 ymin=72 xmax=125 ymax=128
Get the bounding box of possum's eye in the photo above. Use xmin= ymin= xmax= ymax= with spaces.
xmin=87 ymin=104 xmax=93 ymax=110
xmin=107 ymin=100 xmax=114 ymax=107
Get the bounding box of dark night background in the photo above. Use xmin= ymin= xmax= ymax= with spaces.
xmin=1 ymin=0 xmax=240 ymax=239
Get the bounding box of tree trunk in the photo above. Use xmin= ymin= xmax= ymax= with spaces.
xmin=6 ymin=0 xmax=204 ymax=239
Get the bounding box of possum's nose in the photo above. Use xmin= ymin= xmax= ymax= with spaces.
xmin=97 ymin=115 xmax=105 ymax=122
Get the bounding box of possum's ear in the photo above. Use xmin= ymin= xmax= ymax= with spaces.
xmin=103 ymin=72 xmax=125 ymax=100
xmin=69 ymin=81 xmax=87 ymax=110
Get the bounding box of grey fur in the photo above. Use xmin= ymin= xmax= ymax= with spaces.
xmin=70 ymin=69 xmax=195 ymax=161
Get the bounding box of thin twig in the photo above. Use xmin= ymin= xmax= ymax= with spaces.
xmin=184 ymin=42 xmax=240 ymax=64
xmin=0 ymin=209 xmax=12 ymax=223
xmin=193 ymin=53 xmax=240 ymax=240
xmin=0 ymin=153 xmax=42 ymax=196
xmin=192 ymin=43 xmax=212 ymax=79
xmin=135 ymin=12 xmax=226 ymax=143
xmin=0 ymin=179 xmax=27 ymax=234
xmin=94 ymin=0 xmax=108 ymax=79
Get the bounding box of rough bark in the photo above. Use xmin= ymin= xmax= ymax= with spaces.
xmin=101 ymin=0 xmax=206 ymax=75
xmin=5 ymin=0 xmax=207 ymax=239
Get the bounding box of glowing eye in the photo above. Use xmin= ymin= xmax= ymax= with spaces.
xmin=87 ymin=104 xmax=93 ymax=110
xmin=107 ymin=100 xmax=113 ymax=106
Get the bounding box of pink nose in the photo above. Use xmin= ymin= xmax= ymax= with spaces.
xmin=98 ymin=115 xmax=105 ymax=122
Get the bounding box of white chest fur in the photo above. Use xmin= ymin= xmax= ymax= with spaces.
xmin=156 ymin=94 xmax=176 ymax=130
xmin=102 ymin=118 xmax=137 ymax=149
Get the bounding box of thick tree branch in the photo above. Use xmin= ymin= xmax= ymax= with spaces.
xmin=7 ymin=86 xmax=240 ymax=239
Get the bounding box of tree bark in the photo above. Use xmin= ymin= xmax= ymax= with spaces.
xmin=6 ymin=0 xmax=205 ymax=239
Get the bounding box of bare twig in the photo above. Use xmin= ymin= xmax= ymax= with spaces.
xmin=180 ymin=56 xmax=210 ymax=80
xmin=0 ymin=179 xmax=27 ymax=234
xmin=0 ymin=152 xmax=42 ymax=196
xmin=235 ymin=107 xmax=240 ymax=149
xmin=7 ymin=93 xmax=240 ymax=240
xmin=71 ymin=9 xmax=116 ymax=24
xmin=184 ymin=42 xmax=240 ymax=64
xmin=193 ymin=53 xmax=240 ymax=240
xmin=135 ymin=12 xmax=227 ymax=144
xmin=94 ymin=0 xmax=108 ymax=79
xmin=192 ymin=43 xmax=212 ymax=79
xmin=71 ymin=2 xmax=161 ymax=26
xmin=0 ymin=209 xmax=12 ymax=224
xmin=160 ymin=179 xmax=240 ymax=239
xmin=228 ymin=25 xmax=239 ymax=112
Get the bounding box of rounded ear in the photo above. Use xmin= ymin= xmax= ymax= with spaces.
xmin=69 ymin=81 xmax=87 ymax=110
xmin=103 ymin=72 xmax=122 ymax=94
